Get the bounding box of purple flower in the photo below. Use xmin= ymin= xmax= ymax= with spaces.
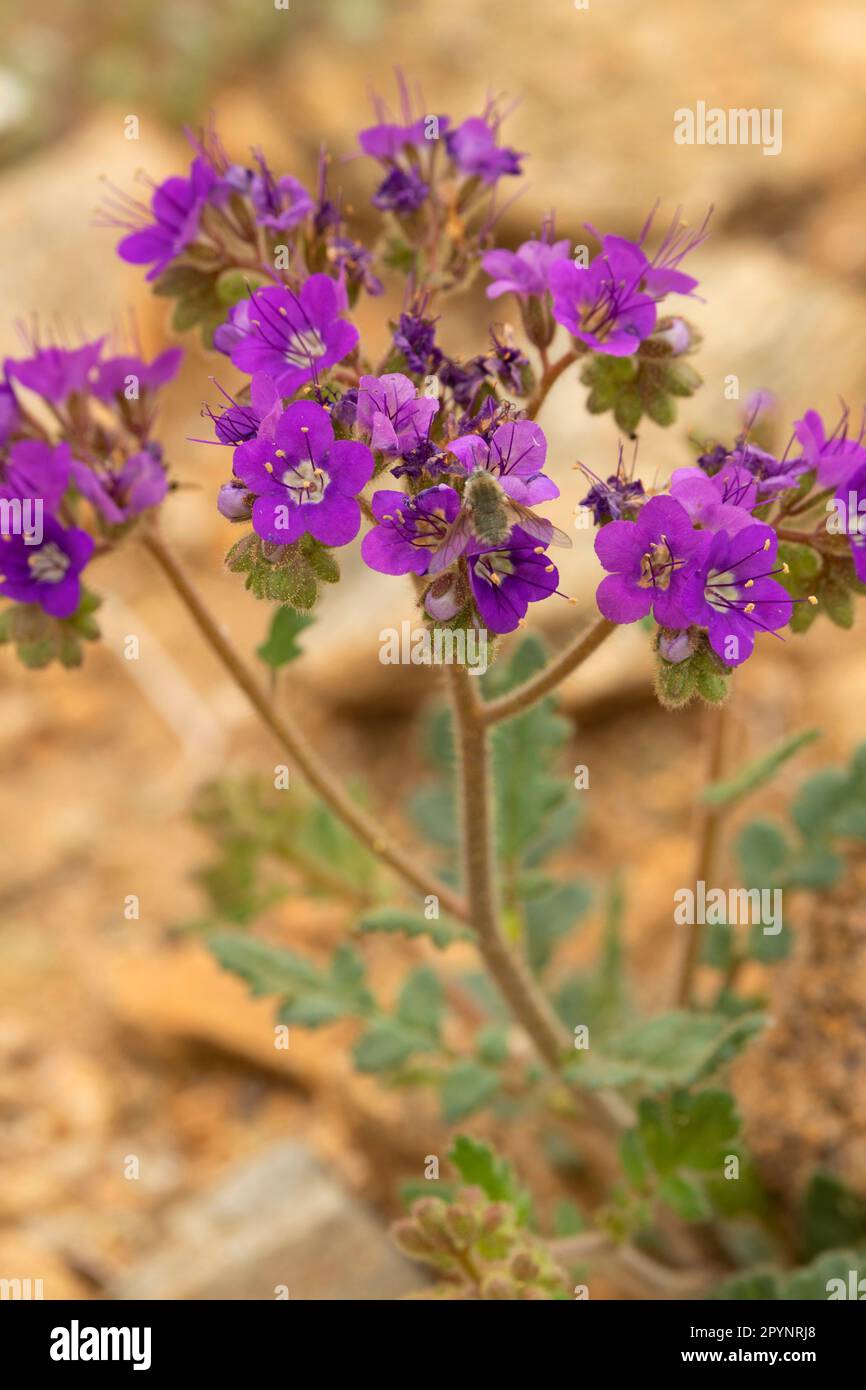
xmin=549 ymin=242 xmax=657 ymax=357
xmin=231 ymin=400 xmax=373 ymax=546
xmin=358 ymin=118 xmax=430 ymax=161
xmin=0 ymin=513 xmax=93 ymax=618
xmin=327 ymin=237 xmax=384 ymax=298
xmin=356 ymin=373 xmax=439 ymax=457
xmin=834 ymin=463 xmax=866 ymax=582
xmin=372 ymin=166 xmax=429 ymax=214
xmin=6 ymin=339 xmax=104 ymax=403
xmin=697 ymin=443 xmax=730 ymax=476
xmin=393 ymin=310 xmax=442 ymax=375
xmin=214 ymin=276 xmax=359 ymax=397
xmin=594 ymin=494 xmax=706 ymax=626
xmin=467 ymin=527 xmax=558 ymax=634
xmin=0 ymin=440 xmax=72 ymax=511
xmin=601 ymin=204 xmax=708 ymax=300
xmin=438 ymin=355 xmax=490 ymax=408
xmin=116 ymin=157 xmax=216 ymax=281
xmin=208 ymin=374 xmax=282 ymax=446
xmin=447 ymin=419 xmax=557 ymax=506
xmin=330 ymin=387 xmax=359 ymax=432
xmin=445 ymin=117 xmax=522 ymax=185
xmin=71 ymin=450 xmax=168 ymax=525
xmin=0 ymin=379 xmax=18 ymax=445
xmin=696 ymin=524 xmax=793 ymax=667
xmin=390 ymin=436 xmax=449 ymax=481
xmin=579 ymin=470 xmax=645 ymax=524
xmin=92 ymin=348 xmax=183 ymax=403
xmin=728 ymin=440 xmax=808 ymax=497
xmin=482 ymin=234 xmax=571 ymax=300
xmin=249 ymin=155 xmax=313 ymax=231
xmin=484 ymin=329 xmax=530 ymax=394
xmin=794 ymin=409 xmax=866 ymax=488
xmin=669 ymin=464 xmax=758 ymax=535
xmin=361 ymin=485 xmax=460 ymax=576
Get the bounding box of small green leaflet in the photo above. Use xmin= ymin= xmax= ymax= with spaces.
xmin=448 ymin=1135 xmax=532 ymax=1225
xmin=702 ymin=728 xmax=820 ymax=807
xmin=357 ymin=907 xmax=471 ymax=950
xmin=569 ymin=1010 xmax=764 ymax=1091
xmin=257 ymin=606 xmax=314 ymax=669
xmin=440 ymin=1061 xmax=500 ymax=1122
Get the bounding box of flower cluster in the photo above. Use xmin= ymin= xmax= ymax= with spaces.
xmin=587 ymin=405 xmax=866 ymax=692
xmin=0 ymin=331 xmax=181 ymax=665
xmin=68 ymin=81 xmax=865 ymax=691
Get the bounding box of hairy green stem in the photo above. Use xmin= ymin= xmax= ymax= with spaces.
xmin=142 ymin=524 xmax=469 ymax=924
xmin=525 ymin=347 xmax=580 ymax=421
xmin=446 ymin=662 xmax=627 ymax=1131
xmin=481 ymin=617 xmax=617 ymax=726
xmin=673 ymin=701 xmax=730 ymax=1007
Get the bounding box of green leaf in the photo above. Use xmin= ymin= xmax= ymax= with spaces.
xmin=636 ymin=1090 xmax=740 ymax=1183
xmin=553 ymin=1200 xmax=586 ymax=1237
xmin=487 ymin=646 xmax=574 ymax=870
xmin=449 ymin=1135 xmax=529 ymax=1220
xmin=353 ymin=1020 xmax=428 ymax=1073
xmin=441 ymin=1061 xmax=500 ymax=1121
xmin=396 ymin=966 xmax=443 ymax=1039
xmin=227 ymin=534 xmax=338 ymax=608
xmin=209 ymin=932 xmax=373 ymax=1026
xmin=793 ymin=768 xmax=853 ymax=837
xmin=819 ymin=573 xmax=855 ymax=628
xmin=257 ymin=606 xmax=314 ymax=669
xmin=800 ymin=1173 xmax=866 ymax=1260
xmin=658 ymin=1172 xmax=711 ymax=1222
xmin=645 ymin=392 xmax=676 ymax=427
xmin=613 ymin=385 xmax=642 ymax=434
xmin=746 ymin=919 xmax=791 ymax=963
xmin=704 ymin=729 xmax=820 ymax=807
xmin=357 ymin=907 xmax=470 ymax=951
xmin=523 ymin=879 xmax=591 ymax=973
xmin=571 ymin=1011 xmax=764 ymax=1092
xmin=475 ymin=1025 xmax=509 ymax=1066
xmin=710 ymin=1270 xmax=782 ymax=1300
xmin=736 ymin=820 xmax=790 ymax=887
xmin=619 ymin=1127 xmax=652 ymax=1189
xmin=784 ymin=1247 xmax=866 ymax=1300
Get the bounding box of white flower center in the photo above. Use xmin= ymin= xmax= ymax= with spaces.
xmin=284 ymin=328 xmax=327 ymax=367
xmin=281 ymin=459 xmax=328 ymax=505
xmin=28 ymin=542 xmax=70 ymax=584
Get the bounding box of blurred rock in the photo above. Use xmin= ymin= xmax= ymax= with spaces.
xmin=110 ymin=1139 xmax=421 ymax=1300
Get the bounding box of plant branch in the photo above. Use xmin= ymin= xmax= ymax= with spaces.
xmin=673 ymin=700 xmax=730 ymax=1007
xmin=525 ymin=347 xmax=580 ymax=421
xmin=142 ymin=524 xmax=469 ymax=924
xmin=481 ymin=617 xmax=616 ymax=726
xmin=446 ymin=662 xmax=626 ymax=1131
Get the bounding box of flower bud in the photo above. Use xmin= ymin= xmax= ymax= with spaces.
xmin=658 ymin=627 xmax=696 ymax=664
xmin=480 ymin=1272 xmax=516 ymax=1300
xmin=521 ymin=295 xmax=555 ymax=351
xmin=390 ymin=1219 xmax=437 ymax=1260
xmin=509 ymin=1249 xmax=540 ymax=1283
xmin=445 ymin=1203 xmax=478 ymax=1249
xmin=217 ymin=481 xmax=253 ymax=521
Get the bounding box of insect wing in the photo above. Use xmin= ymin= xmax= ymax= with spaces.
xmin=428 ymin=510 xmax=474 ymax=574
xmin=507 ymin=500 xmax=573 ymax=549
